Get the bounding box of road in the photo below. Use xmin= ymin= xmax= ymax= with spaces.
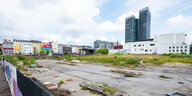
xmin=37 ymin=60 xmax=192 ymax=96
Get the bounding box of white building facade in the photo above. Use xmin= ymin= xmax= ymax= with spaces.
xmin=23 ymin=41 xmax=32 ymax=55
xmin=58 ymin=44 xmax=64 ymax=55
xmin=124 ymin=40 xmax=157 ymax=54
xmin=51 ymin=41 xmax=59 ymax=54
xmin=155 ymin=33 xmax=189 ymax=54
xmin=110 ymin=33 xmax=190 ymax=55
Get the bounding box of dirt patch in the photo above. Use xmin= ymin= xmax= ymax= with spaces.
xmin=50 ymin=88 xmax=71 ymax=96
xmin=57 ymin=62 xmax=76 ymax=66
xmin=110 ymin=70 xmax=142 ymax=77
xmin=53 ymin=75 xmax=59 ymax=78
xmin=47 ymin=83 xmax=56 ymax=88
xmin=66 ymin=79 xmax=73 ymax=82
xmin=163 ymin=63 xmax=192 ymax=67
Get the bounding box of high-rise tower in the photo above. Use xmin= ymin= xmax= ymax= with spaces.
xmin=125 ymin=16 xmax=138 ymax=43
xmin=138 ymin=7 xmax=151 ymax=41
xmin=125 ymin=7 xmax=151 ymax=43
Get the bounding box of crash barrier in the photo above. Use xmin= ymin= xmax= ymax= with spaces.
xmin=1 ymin=57 xmax=54 ymax=96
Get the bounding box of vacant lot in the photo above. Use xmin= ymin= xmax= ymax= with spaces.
xmin=35 ymin=60 xmax=192 ymax=96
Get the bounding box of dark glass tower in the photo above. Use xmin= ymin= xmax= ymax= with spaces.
xmin=125 ymin=16 xmax=138 ymax=43
xmin=138 ymin=7 xmax=151 ymax=41
xmin=125 ymin=7 xmax=151 ymax=43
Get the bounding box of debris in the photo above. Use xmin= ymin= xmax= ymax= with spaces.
xmin=72 ymin=60 xmax=80 ymax=63
xmin=178 ymin=82 xmax=184 ymax=84
xmin=50 ymin=88 xmax=71 ymax=96
xmin=31 ymin=64 xmax=37 ymax=67
xmin=43 ymin=82 xmax=50 ymax=85
xmin=166 ymin=91 xmax=189 ymax=96
xmin=159 ymin=75 xmax=172 ymax=79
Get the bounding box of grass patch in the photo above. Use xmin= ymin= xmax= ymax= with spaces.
xmin=159 ymin=75 xmax=172 ymax=79
xmin=103 ymin=83 xmax=108 ymax=87
xmin=81 ymin=85 xmax=88 ymax=90
xmin=103 ymin=88 xmax=116 ymax=94
xmin=78 ymin=54 xmax=192 ymax=66
xmin=24 ymin=72 xmax=32 ymax=76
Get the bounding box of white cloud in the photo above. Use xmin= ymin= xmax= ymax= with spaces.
xmin=166 ymin=15 xmax=192 ymax=26
xmin=0 ymin=0 xmax=123 ymax=44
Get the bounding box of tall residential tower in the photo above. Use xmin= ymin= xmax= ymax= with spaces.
xmin=125 ymin=7 xmax=151 ymax=43
xmin=125 ymin=15 xmax=138 ymax=42
xmin=138 ymin=7 xmax=151 ymax=41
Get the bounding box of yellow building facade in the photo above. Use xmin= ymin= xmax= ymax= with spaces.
xmin=13 ymin=42 xmax=24 ymax=54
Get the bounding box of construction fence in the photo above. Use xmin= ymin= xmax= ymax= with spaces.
xmin=1 ymin=57 xmax=54 ymax=96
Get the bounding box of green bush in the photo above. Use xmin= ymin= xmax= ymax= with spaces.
xmin=96 ymin=48 xmax=109 ymax=54
xmin=54 ymin=56 xmax=60 ymax=60
xmin=153 ymin=58 xmax=159 ymax=61
xmin=81 ymin=85 xmax=88 ymax=90
xmin=125 ymin=59 xmax=140 ymax=65
xmin=17 ymin=55 xmax=26 ymax=60
xmin=59 ymin=80 xmax=64 ymax=85
xmin=113 ymin=60 xmax=120 ymax=65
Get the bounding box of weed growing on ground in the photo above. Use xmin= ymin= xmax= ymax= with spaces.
xmin=159 ymin=75 xmax=172 ymax=79
xmin=104 ymin=87 xmax=116 ymax=94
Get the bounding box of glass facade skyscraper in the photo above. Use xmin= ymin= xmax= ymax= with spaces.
xmin=125 ymin=16 xmax=138 ymax=43
xmin=138 ymin=7 xmax=151 ymax=41
xmin=125 ymin=7 xmax=151 ymax=43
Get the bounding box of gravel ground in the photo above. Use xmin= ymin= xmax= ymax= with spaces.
xmin=36 ymin=60 xmax=192 ymax=96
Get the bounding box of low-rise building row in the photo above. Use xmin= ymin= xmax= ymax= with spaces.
xmin=2 ymin=39 xmax=93 ymax=55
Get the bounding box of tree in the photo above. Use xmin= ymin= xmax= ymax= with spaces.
xmin=96 ymin=48 xmax=109 ymax=54
xmin=46 ymin=50 xmax=49 ymax=56
xmin=33 ymin=47 xmax=36 ymax=54
xmin=0 ymin=48 xmax=2 ymax=55
xmin=190 ymin=44 xmax=192 ymax=54
xmin=40 ymin=50 xmax=45 ymax=56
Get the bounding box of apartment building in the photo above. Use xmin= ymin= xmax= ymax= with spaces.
xmin=31 ymin=40 xmax=42 ymax=54
xmin=3 ymin=39 xmax=14 ymax=55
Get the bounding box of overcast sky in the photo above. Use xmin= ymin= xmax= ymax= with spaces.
xmin=0 ymin=0 xmax=192 ymax=45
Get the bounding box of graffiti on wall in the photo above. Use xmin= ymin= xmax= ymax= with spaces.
xmin=39 ymin=44 xmax=52 ymax=55
xmin=1 ymin=58 xmax=23 ymax=96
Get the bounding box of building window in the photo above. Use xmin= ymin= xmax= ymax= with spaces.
xmin=169 ymin=47 xmax=171 ymax=49
xmin=177 ymin=50 xmax=178 ymax=52
xmin=169 ymin=50 xmax=171 ymax=52
xmin=135 ymin=49 xmax=136 ymax=51
xmin=134 ymin=45 xmax=136 ymax=47
xmin=138 ymin=45 xmax=141 ymax=47
xmin=173 ymin=50 xmax=175 ymax=52
xmin=177 ymin=46 xmax=179 ymax=49
xmin=181 ymin=50 xmax=182 ymax=52
xmin=173 ymin=46 xmax=175 ymax=48
xmin=150 ymin=44 xmax=155 ymax=46
xmin=185 ymin=46 xmax=187 ymax=48
xmin=185 ymin=50 xmax=187 ymax=52
xmin=150 ymin=50 xmax=151 ymax=52
xmin=142 ymin=44 xmax=144 ymax=46
xmin=145 ymin=50 xmax=148 ymax=52
xmin=181 ymin=46 xmax=183 ymax=48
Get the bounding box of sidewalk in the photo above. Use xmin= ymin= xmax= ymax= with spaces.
xmin=0 ymin=63 xmax=10 ymax=96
